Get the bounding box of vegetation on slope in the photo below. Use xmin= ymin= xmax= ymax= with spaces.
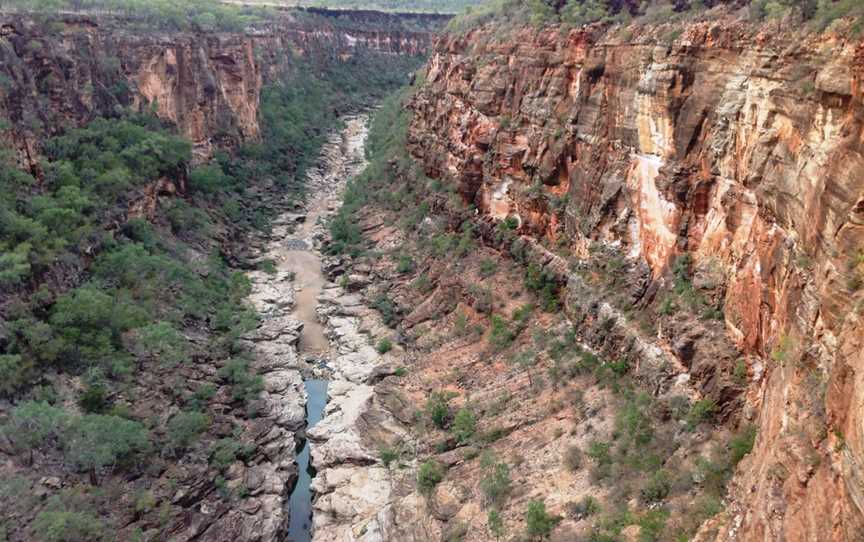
xmin=289 ymin=0 xmax=483 ymax=13
xmin=0 ymin=41 xmax=424 ymax=540
xmin=1 ymin=0 xmax=275 ymax=31
xmin=327 ymin=74 xmax=759 ymax=541
xmin=446 ymin=0 xmax=864 ymax=34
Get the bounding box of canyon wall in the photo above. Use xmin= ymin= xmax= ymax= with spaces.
xmin=0 ymin=9 xmax=439 ymax=167
xmin=407 ymin=19 xmax=864 ymax=541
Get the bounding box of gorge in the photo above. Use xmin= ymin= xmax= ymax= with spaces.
xmin=2 ymin=1 xmax=864 ymax=542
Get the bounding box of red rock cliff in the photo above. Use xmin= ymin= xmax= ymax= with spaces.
xmin=408 ymin=19 xmax=864 ymax=541
xmin=0 ymin=11 xmax=436 ymax=164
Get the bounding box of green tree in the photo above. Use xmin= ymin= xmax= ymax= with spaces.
xmin=425 ymin=391 xmax=453 ymax=429
xmin=525 ymin=500 xmax=558 ymax=540
xmin=32 ymin=506 xmax=105 ymax=542
xmin=562 ymin=0 xmax=609 ymax=25
xmin=0 ymin=242 xmax=32 ymax=286
xmin=417 ymin=460 xmax=444 ymax=494
xmin=452 ymin=407 xmax=476 ymax=444
xmin=189 ymin=164 xmax=230 ymax=195
xmin=3 ymin=401 xmax=67 ymax=460
xmin=487 ymin=508 xmax=506 ymax=541
xmin=0 ymin=354 xmax=33 ymax=397
xmin=62 ymin=414 xmax=150 ymax=484
xmin=479 ymin=453 xmax=511 ymax=507
xmin=166 ymin=410 xmax=210 ymax=452
xmin=218 ymin=358 xmax=263 ymax=404
xmin=50 ymin=285 xmax=147 ymax=372
xmin=135 ymin=321 xmax=188 ymax=367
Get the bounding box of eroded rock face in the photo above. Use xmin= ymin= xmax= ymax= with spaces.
xmin=407 ymin=19 xmax=864 ymax=542
xmin=0 ymin=11 xmax=437 ymax=165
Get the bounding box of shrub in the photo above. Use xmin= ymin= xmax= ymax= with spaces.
xmin=469 ymin=285 xmax=493 ymax=314
xmin=567 ymin=495 xmax=600 ymax=519
xmin=0 ymin=354 xmax=32 ymax=397
xmin=686 ymin=398 xmax=716 ymax=430
xmin=4 ymin=401 xmax=67 ymax=455
xmin=525 ymin=499 xmax=558 ymax=539
xmin=479 ymin=258 xmax=498 ymax=277
xmin=62 ymin=414 xmax=151 ymax=482
xmin=452 ymin=407 xmax=477 ymax=444
xmin=32 ymin=507 xmax=105 ymax=542
xmin=426 ymin=391 xmax=453 ymax=429
xmin=78 ymin=383 xmax=109 ymax=414
xmin=189 ymin=164 xmax=229 ymax=195
xmin=729 ymin=425 xmax=758 ymax=466
xmin=396 ymin=254 xmax=415 ymax=274
xmin=637 ymin=508 xmax=670 ymax=542
xmin=376 ymin=338 xmax=393 ymax=354
xmin=218 ymin=358 xmax=263 ymax=404
xmin=480 ymin=453 xmax=512 ymax=507
xmin=587 ymin=441 xmax=612 ymax=466
xmin=135 ymin=321 xmax=187 ymax=367
xmin=563 ymin=444 xmax=583 ymax=472
xmin=487 ymin=508 xmax=506 ymax=540
xmin=417 ymin=460 xmax=444 ymax=494
xmin=167 ymin=410 xmax=210 ymax=452
xmin=489 ymin=315 xmax=515 ymax=351
xmin=379 ymin=446 xmax=400 ymax=468
xmin=640 ymin=470 xmax=671 ymax=503
xmin=616 ymin=392 xmax=653 ymax=447
xmin=210 ymin=438 xmax=249 ymax=470
xmin=371 ymin=294 xmax=400 ymax=327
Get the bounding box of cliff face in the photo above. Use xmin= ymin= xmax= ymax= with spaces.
xmin=408 ymin=20 xmax=864 ymax=541
xmin=0 ymin=11 xmax=435 ymax=165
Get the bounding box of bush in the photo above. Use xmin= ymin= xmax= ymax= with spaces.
xmin=487 ymin=508 xmax=506 ymax=540
xmin=32 ymin=507 xmax=106 ymax=542
xmin=563 ymin=444 xmax=583 ymax=472
xmin=729 ymin=425 xmax=757 ymax=466
xmin=57 ymin=414 xmax=151 ymax=483
xmin=417 ymin=460 xmax=444 ymax=494
xmin=4 ymin=401 xmax=67 ymax=454
xmin=426 ymin=391 xmax=453 ymax=429
xmin=379 ymin=446 xmax=400 ymax=468
xmin=567 ymin=495 xmax=600 ymax=519
xmin=452 ymin=407 xmax=476 ymax=444
xmin=480 ymin=453 xmax=511 ymax=507
xmin=479 ymin=258 xmax=498 ymax=277
xmin=371 ymin=294 xmax=400 ymax=327
xmin=396 ymin=254 xmax=415 ymax=274
xmin=686 ymin=398 xmax=716 ymax=430
xmin=0 ymin=354 xmax=32 ymax=397
xmin=167 ymin=410 xmax=210 ymax=452
xmin=210 ymin=438 xmax=250 ymax=470
xmin=525 ymin=499 xmax=558 ymax=539
xmin=135 ymin=321 xmax=188 ymax=367
xmin=489 ymin=315 xmax=515 ymax=351
xmin=189 ymin=164 xmax=229 ymax=195
xmin=218 ymin=358 xmax=263 ymax=404
xmin=640 ymin=470 xmax=671 ymax=503
xmin=78 ymin=383 xmax=109 ymax=414
xmin=376 ymin=338 xmax=393 ymax=354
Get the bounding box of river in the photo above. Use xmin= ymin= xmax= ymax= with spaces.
xmin=261 ymin=115 xmax=370 ymax=542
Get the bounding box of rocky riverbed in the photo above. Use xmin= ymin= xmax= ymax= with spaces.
xmin=243 ymin=115 xmax=415 ymax=541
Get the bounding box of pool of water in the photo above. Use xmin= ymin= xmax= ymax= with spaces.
xmin=285 ymin=379 xmax=328 ymax=542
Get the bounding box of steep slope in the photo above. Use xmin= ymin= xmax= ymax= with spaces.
xmin=404 ymin=14 xmax=864 ymax=542
xmin=0 ymin=8 xmax=434 ymax=542
xmin=0 ymin=9 xmax=439 ymax=165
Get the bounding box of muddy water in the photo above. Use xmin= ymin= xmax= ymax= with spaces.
xmin=275 ymin=115 xmax=369 ymax=541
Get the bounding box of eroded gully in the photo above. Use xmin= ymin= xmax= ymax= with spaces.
xmin=247 ymin=114 xmax=407 ymax=542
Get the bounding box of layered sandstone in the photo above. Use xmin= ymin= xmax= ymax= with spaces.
xmin=407 ymin=16 xmax=864 ymax=541
xmin=0 ymin=10 xmax=437 ymax=165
